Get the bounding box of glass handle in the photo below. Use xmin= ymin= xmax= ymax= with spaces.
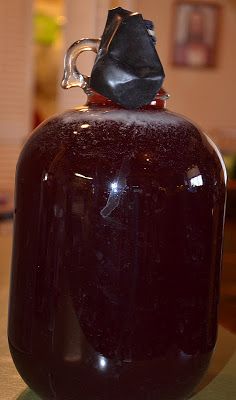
xmin=61 ymin=38 xmax=101 ymax=94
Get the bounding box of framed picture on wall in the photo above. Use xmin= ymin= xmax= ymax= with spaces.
xmin=172 ymin=1 xmax=221 ymax=67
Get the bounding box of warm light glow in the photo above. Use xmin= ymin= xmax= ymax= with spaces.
xmin=56 ymin=15 xmax=67 ymax=26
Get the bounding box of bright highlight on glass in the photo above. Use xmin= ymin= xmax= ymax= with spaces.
xmin=110 ymin=181 xmax=118 ymax=192
xmin=190 ymin=175 xmax=203 ymax=188
xmin=75 ymin=173 xmax=93 ymax=180
xmin=98 ymin=356 xmax=107 ymax=370
xmin=43 ymin=173 xmax=48 ymax=181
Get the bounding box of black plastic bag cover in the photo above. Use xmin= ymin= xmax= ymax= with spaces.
xmin=90 ymin=7 xmax=165 ymax=109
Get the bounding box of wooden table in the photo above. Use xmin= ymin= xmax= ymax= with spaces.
xmin=1 ymin=221 xmax=236 ymax=400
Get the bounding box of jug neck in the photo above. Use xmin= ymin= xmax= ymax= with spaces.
xmin=86 ymin=88 xmax=169 ymax=110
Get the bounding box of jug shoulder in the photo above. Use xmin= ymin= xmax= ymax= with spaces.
xmin=16 ymin=107 xmax=226 ymax=188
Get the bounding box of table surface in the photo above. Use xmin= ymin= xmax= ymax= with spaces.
xmin=1 ymin=222 xmax=236 ymax=400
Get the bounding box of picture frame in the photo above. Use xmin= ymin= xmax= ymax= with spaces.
xmin=171 ymin=1 xmax=221 ymax=68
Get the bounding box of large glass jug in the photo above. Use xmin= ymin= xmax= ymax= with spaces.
xmin=8 ymin=7 xmax=227 ymax=400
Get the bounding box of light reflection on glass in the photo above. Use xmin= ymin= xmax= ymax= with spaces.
xmin=98 ymin=356 xmax=107 ymax=370
xmin=180 ymin=350 xmax=192 ymax=362
xmin=43 ymin=173 xmax=48 ymax=181
xmin=74 ymin=173 xmax=93 ymax=180
xmin=75 ymin=107 xmax=89 ymax=112
xmin=110 ymin=181 xmax=118 ymax=193
xmin=186 ymin=166 xmax=204 ymax=189
xmin=190 ymin=175 xmax=203 ymax=188
xmin=100 ymin=181 xmax=124 ymax=218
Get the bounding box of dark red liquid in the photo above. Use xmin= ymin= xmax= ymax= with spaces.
xmin=8 ymin=95 xmax=226 ymax=400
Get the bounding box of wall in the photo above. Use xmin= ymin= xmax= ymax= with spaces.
xmin=58 ymin=0 xmax=110 ymax=111
xmin=0 ymin=0 xmax=33 ymax=190
xmin=1 ymin=1 xmax=235 ymax=193
xmin=59 ymin=0 xmax=236 ymax=143
xmin=137 ymin=0 xmax=236 ymax=139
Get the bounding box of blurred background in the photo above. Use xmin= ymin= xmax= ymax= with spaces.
xmin=0 ymin=0 xmax=236 ymax=329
